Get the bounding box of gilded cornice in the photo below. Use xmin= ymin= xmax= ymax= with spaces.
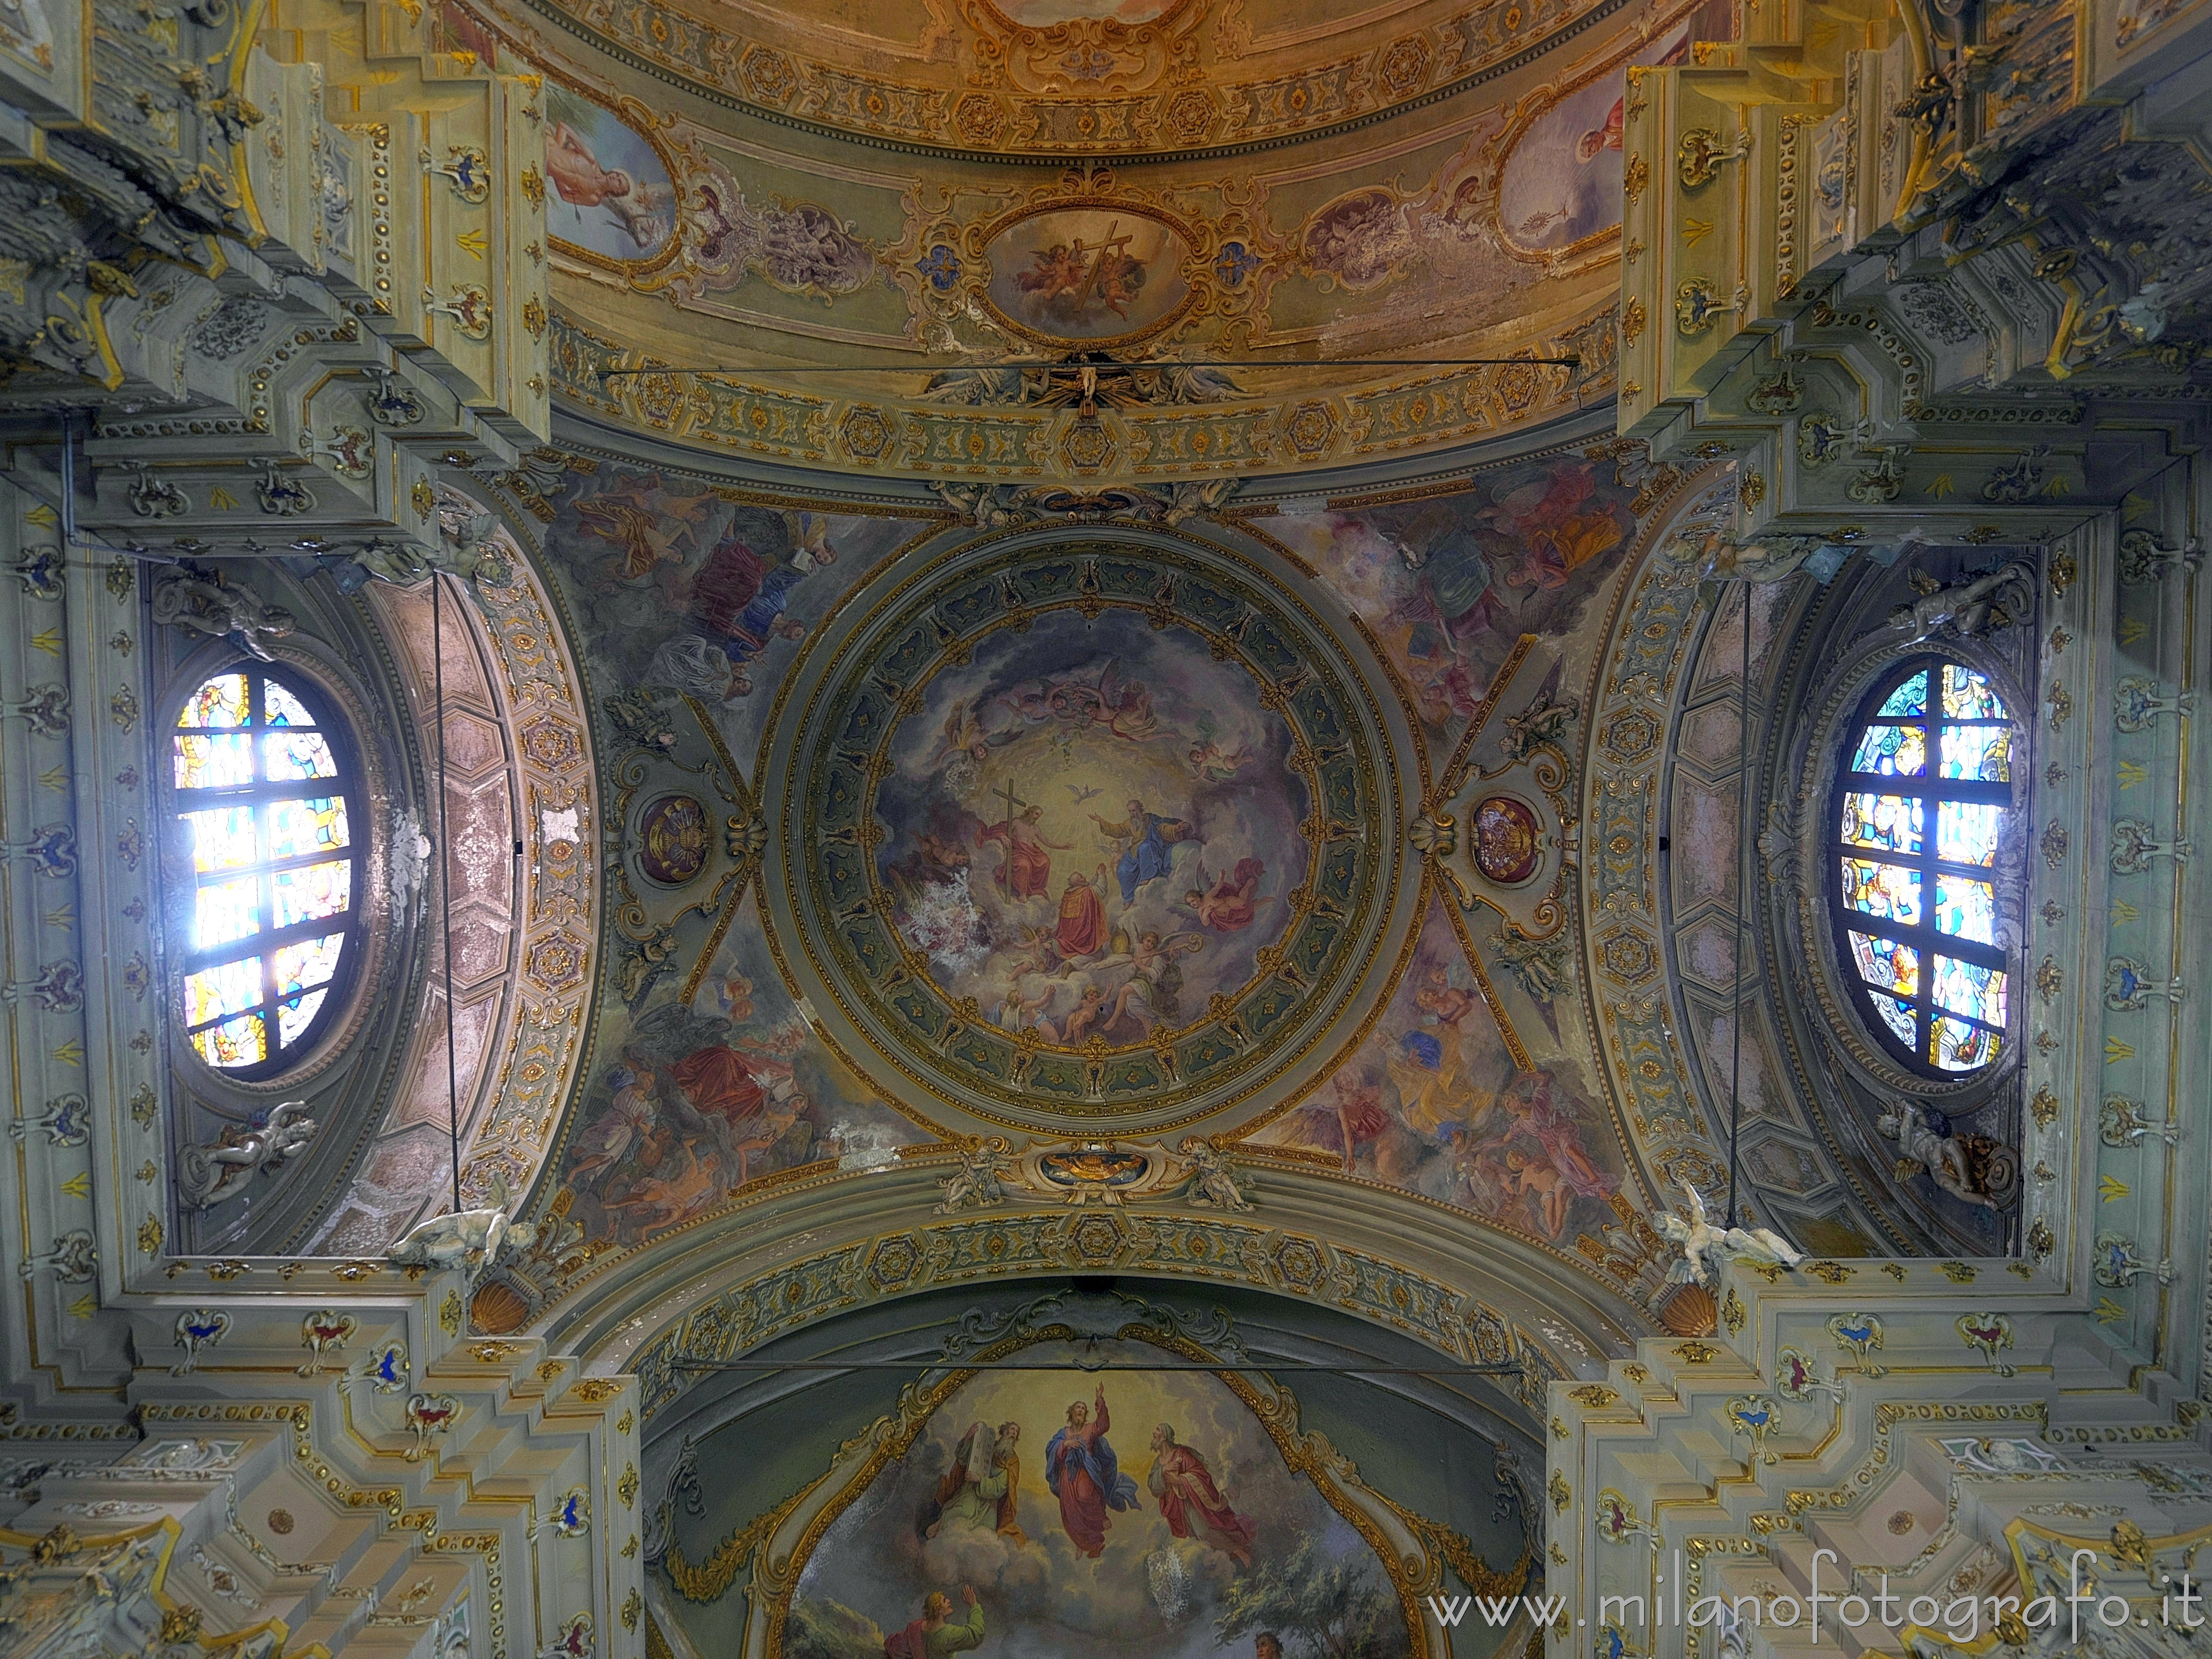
xmin=494 ymin=0 xmax=1641 ymax=165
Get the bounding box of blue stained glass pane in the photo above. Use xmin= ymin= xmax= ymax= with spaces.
xmin=1878 ymin=671 xmax=1929 ymax=717
xmin=1840 ymin=792 xmax=1923 ymax=854
xmin=1840 ymin=857 xmax=1922 ymax=925
xmin=1850 ymin=930 xmax=1920 ymax=997
xmin=1869 ymin=991 xmax=1918 ymax=1045
xmin=183 ymin=957 xmax=261 ymax=1026
xmin=1933 ymin=874 xmax=1996 ymax=943
xmin=1932 ymin=1014 xmax=2001 ymax=1071
xmin=184 ymin=807 xmax=258 ymax=872
xmin=1938 ymin=724 xmax=2012 ymax=782
xmin=1850 ymin=723 xmax=1927 ymax=777
xmin=1942 ymin=664 xmax=2007 ymax=720
xmin=266 ymin=796 xmax=350 ymax=860
xmin=1936 ymin=800 xmax=2004 ymax=865
xmin=1933 ymin=955 xmax=2007 ymax=1025
xmin=175 ymin=733 xmax=256 ymax=790
xmin=192 ymin=876 xmax=260 ymax=951
xmin=263 ymin=679 xmax=315 ymax=727
xmin=262 ymin=731 xmax=338 ymax=781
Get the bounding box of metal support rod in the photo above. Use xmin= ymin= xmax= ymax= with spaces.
xmin=433 ymin=574 xmax=463 ymax=1216
xmin=594 ymin=356 xmax=1581 ymax=379
xmin=669 ymin=1359 xmax=1527 ymax=1375
xmin=1726 ymin=580 xmax=1752 ymax=1229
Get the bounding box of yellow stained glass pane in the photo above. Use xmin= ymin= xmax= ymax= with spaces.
xmin=193 ymin=1012 xmax=267 ymax=1068
xmin=179 ymin=673 xmax=250 ymax=729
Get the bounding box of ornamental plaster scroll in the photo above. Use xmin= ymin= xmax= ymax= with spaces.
xmin=314 ymin=521 xmax=597 ymax=1251
xmin=933 ymin=1135 xmax=1253 ymax=1210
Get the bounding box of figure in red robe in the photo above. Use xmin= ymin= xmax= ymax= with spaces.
xmin=1044 ymin=1388 xmax=1139 ymax=1559
xmin=1054 ymin=869 xmax=1108 ymax=959
xmin=976 ymin=805 xmax=1070 ymax=901
xmin=1147 ymin=1424 xmax=1257 ymax=1567
xmin=667 ymin=1043 xmax=793 ymax=1184
xmin=688 ymin=535 xmax=766 ymax=636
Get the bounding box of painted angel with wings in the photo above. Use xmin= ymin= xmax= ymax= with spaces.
xmin=927 ymin=695 xmax=1021 ymax=770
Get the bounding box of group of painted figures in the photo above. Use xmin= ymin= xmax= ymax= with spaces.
xmin=916 ymin=1389 xmax=1256 ymax=1568
xmin=883 ymin=639 xmax=1283 ymax=1048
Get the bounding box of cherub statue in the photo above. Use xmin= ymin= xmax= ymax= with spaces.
xmin=1876 ymin=1101 xmax=2010 ymax=1209
xmin=935 ymin=1136 xmax=1017 ymax=1214
xmin=1656 ymin=1179 xmax=1803 ymax=1286
xmin=1887 ymin=561 xmax=2034 ymax=641
xmin=931 ymin=481 xmax=1022 ymax=531
xmin=387 ymin=1170 xmax=539 ymax=1274
xmin=1174 ymin=1137 xmax=1252 ymax=1211
xmin=149 ymin=566 xmax=296 ymax=662
xmin=178 ymin=1101 xmax=317 ymax=1209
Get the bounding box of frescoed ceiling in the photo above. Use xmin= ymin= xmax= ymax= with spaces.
xmin=429 ymin=0 xmax=1737 ymax=484
xmin=464 ymin=426 xmax=1751 ymax=1357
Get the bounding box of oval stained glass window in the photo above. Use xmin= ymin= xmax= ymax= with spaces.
xmin=1830 ymin=658 xmax=2015 ymax=1074
xmin=172 ymin=668 xmax=360 ymax=1074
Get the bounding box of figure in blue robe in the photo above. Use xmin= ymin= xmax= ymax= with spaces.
xmin=1090 ymin=798 xmax=1192 ymax=906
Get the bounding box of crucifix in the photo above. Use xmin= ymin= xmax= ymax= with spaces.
xmin=994 ymin=775 xmax=1030 ymax=896
xmin=1081 ymin=221 xmax=1133 ymax=300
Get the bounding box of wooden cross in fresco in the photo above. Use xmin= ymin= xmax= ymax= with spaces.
xmin=995 ymin=775 xmax=1032 ymax=896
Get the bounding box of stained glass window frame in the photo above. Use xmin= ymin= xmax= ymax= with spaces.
xmin=169 ymin=664 xmax=362 ymax=1078
xmin=1828 ymin=654 xmax=2017 ymax=1077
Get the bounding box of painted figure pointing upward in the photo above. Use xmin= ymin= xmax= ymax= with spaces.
xmin=1045 ymin=1387 xmax=1139 ymax=1558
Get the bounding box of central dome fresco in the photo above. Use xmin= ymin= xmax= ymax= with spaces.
xmin=766 ymin=528 xmax=1415 ymax=1134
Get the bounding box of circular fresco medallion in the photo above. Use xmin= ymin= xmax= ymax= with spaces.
xmin=638 ymin=793 xmax=710 ymax=885
xmin=1470 ymin=795 xmax=1541 ymax=885
xmin=775 ymin=534 xmax=1405 ymax=1133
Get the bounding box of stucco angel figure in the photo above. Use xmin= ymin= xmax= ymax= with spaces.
xmin=1174 ymin=1137 xmax=1252 ymax=1212
xmin=1887 ymin=561 xmax=2035 ymax=641
xmin=150 ymin=567 xmax=296 ymax=662
xmin=1876 ymin=1101 xmax=2009 ymax=1209
xmin=177 ymin=1100 xmax=317 ymax=1209
xmin=387 ymin=1171 xmax=539 ymax=1273
xmin=1656 ymin=1179 xmax=1803 ymax=1286
xmin=936 ymin=1137 xmax=1018 ymax=1214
